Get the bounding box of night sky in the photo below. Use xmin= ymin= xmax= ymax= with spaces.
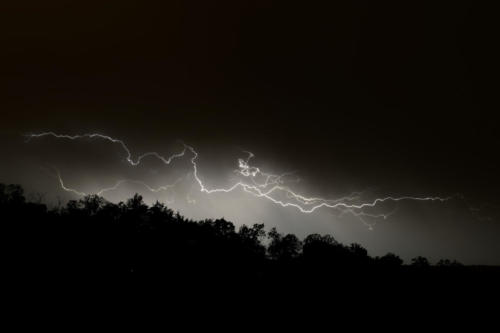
xmin=1 ymin=1 xmax=499 ymax=264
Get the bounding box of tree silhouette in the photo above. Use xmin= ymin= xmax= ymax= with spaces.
xmin=377 ymin=253 xmax=403 ymax=268
xmin=437 ymin=259 xmax=463 ymax=267
xmin=1 ymin=182 xmax=495 ymax=298
xmin=267 ymin=227 xmax=302 ymax=261
xmin=411 ymin=256 xmax=431 ymax=268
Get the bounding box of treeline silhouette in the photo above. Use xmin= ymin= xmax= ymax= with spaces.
xmin=2 ymin=183 xmax=498 ymax=299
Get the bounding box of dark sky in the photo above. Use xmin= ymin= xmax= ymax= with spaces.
xmin=1 ymin=1 xmax=499 ymax=264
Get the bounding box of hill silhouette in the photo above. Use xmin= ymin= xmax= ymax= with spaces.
xmin=2 ymin=183 xmax=499 ymax=303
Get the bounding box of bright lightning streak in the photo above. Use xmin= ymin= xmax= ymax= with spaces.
xmin=26 ymin=132 xmax=186 ymax=200
xmin=55 ymin=169 xmax=181 ymax=203
xmin=28 ymin=132 xmax=453 ymax=228
xmin=184 ymin=144 xmax=450 ymax=224
xmin=55 ymin=169 xmax=87 ymax=197
xmin=26 ymin=132 xmax=186 ymax=166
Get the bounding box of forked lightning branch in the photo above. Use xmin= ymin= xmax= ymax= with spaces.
xmin=26 ymin=132 xmax=452 ymax=228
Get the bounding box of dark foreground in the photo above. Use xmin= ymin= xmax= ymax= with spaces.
xmin=2 ymin=183 xmax=500 ymax=312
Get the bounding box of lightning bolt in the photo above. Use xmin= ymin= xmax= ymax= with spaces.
xmin=54 ymin=169 xmax=182 ymax=204
xmin=26 ymin=132 xmax=186 ymax=166
xmin=27 ymin=132 xmax=186 ymax=202
xmin=184 ymin=144 xmax=450 ymax=229
xmin=27 ymin=132 xmax=453 ymax=229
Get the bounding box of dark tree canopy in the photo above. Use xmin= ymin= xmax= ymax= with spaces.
xmin=3 ymin=183 xmax=494 ymax=303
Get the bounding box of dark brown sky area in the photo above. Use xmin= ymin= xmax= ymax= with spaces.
xmin=0 ymin=1 xmax=499 ymax=264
